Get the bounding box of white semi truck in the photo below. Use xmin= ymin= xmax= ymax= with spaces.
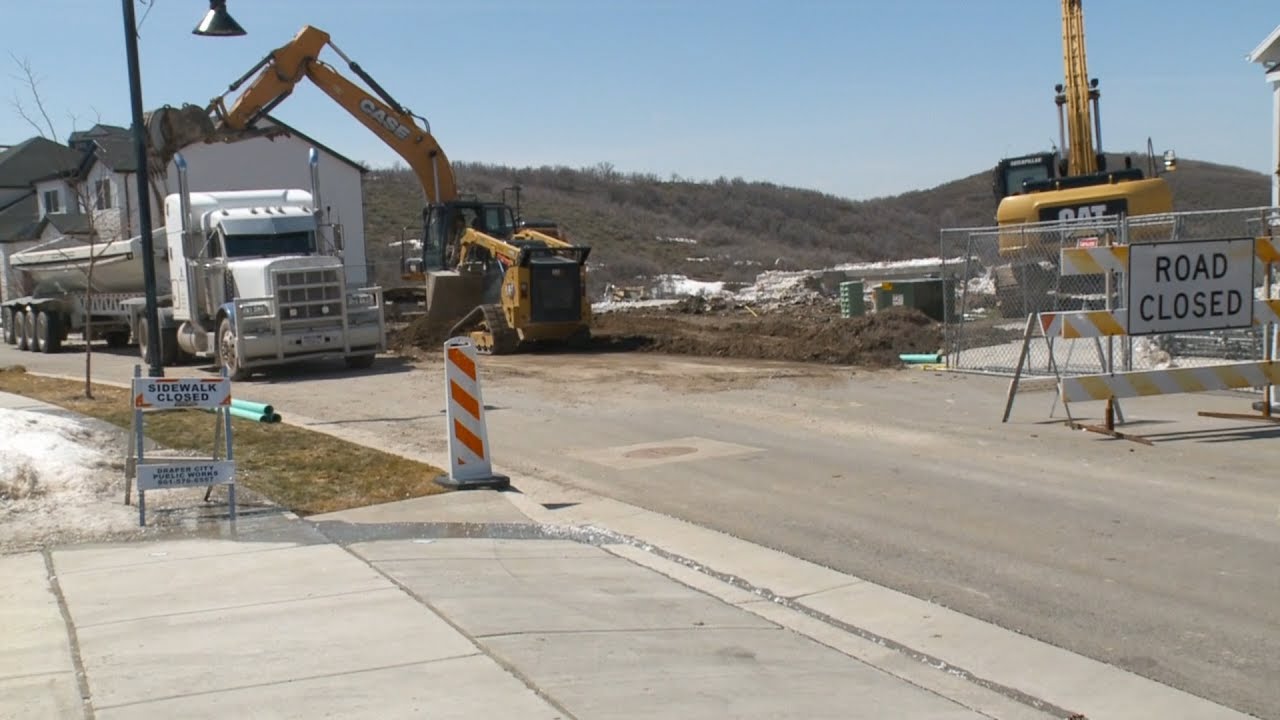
xmin=2 ymin=150 xmax=385 ymax=379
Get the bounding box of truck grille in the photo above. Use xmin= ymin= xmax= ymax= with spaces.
xmin=275 ymin=269 xmax=343 ymax=323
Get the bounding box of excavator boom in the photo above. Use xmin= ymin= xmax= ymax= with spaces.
xmin=208 ymin=25 xmax=457 ymax=204
xmin=1060 ymin=0 xmax=1097 ymax=176
xmin=148 ymin=23 xmax=592 ymax=354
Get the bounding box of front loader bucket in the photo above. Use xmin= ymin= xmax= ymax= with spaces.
xmin=424 ymin=270 xmax=485 ymax=326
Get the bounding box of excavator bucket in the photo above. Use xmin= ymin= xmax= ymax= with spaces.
xmin=145 ymin=104 xmax=217 ymax=165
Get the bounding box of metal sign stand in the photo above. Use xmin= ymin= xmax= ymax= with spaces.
xmin=124 ymin=365 xmax=236 ymax=527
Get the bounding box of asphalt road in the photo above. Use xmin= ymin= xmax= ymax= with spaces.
xmin=3 ymin=341 xmax=1278 ymax=718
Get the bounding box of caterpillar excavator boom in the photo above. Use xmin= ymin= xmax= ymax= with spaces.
xmin=988 ymin=0 xmax=1175 ymax=317
xmin=148 ymin=25 xmax=591 ymax=354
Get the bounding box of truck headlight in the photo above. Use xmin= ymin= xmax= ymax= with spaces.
xmin=346 ymin=292 xmax=376 ymax=307
xmin=240 ymin=302 xmax=272 ymax=318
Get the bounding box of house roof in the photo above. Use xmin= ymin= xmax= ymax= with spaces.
xmin=0 ymin=137 xmax=82 ymax=188
xmin=261 ymin=116 xmax=368 ymax=174
xmin=68 ymin=124 xmax=138 ymax=175
xmin=38 ymin=212 xmax=93 ymax=238
xmin=0 ymin=193 xmax=39 ymax=244
xmin=1250 ymin=25 xmax=1280 ymax=72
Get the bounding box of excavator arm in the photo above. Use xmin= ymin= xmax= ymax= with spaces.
xmin=1060 ymin=0 xmax=1097 ymax=175
xmin=162 ymin=25 xmax=457 ymax=204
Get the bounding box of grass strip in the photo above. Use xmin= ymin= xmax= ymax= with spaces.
xmin=0 ymin=367 xmax=447 ymax=515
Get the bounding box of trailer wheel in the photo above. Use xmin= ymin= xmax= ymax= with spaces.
xmin=105 ymin=331 xmax=130 ymax=349
xmin=36 ymin=311 xmax=61 ymax=354
xmin=217 ymin=317 xmax=250 ymax=381
xmin=138 ymin=317 xmax=179 ymax=368
xmin=21 ymin=309 xmax=37 ymax=352
xmin=2 ymin=307 xmax=15 ymax=345
xmin=13 ymin=310 xmax=28 ymax=350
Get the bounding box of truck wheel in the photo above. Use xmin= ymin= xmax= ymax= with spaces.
xmin=37 ymin=311 xmax=61 ymax=354
xmin=14 ymin=310 xmax=29 ymax=351
xmin=2 ymin=307 xmax=15 ymax=345
xmin=137 ymin=317 xmax=152 ymax=365
xmin=22 ymin=309 xmax=37 ymax=352
xmin=344 ymin=354 xmax=375 ymax=370
xmin=217 ymin=317 xmax=250 ymax=381
xmin=160 ymin=327 xmax=179 ymax=366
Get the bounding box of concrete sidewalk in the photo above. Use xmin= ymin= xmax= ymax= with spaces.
xmin=4 ymin=492 xmax=999 ymax=720
xmin=1 ymin=388 xmax=1257 ymax=719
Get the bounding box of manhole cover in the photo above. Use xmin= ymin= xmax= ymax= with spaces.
xmin=623 ymin=446 xmax=698 ymax=460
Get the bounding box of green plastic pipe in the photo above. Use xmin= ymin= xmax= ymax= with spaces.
xmin=899 ymin=353 xmax=941 ymax=364
xmin=205 ymin=406 xmax=278 ymax=423
xmin=231 ymin=399 xmax=273 ymax=416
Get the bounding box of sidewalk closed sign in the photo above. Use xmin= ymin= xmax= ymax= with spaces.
xmin=1126 ymin=238 xmax=1254 ymax=336
xmin=134 ymin=377 xmax=231 ymax=409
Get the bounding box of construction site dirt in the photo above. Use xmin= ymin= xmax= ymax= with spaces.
xmin=389 ymin=303 xmax=942 ymax=368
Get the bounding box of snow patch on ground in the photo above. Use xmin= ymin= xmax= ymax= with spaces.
xmin=0 ymin=408 xmax=138 ymax=549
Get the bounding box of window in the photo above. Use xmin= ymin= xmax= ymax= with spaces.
xmin=42 ymin=189 xmax=61 ymax=214
xmin=222 ymin=230 xmax=316 ymax=258
xmin=94 ymin=179 xmax=113 ymax=210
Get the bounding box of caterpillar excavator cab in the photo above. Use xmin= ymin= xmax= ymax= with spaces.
xmin=146 ymin=24 xmax=591 ymax=353
xmin=990 ymin=0 xmax=1175 ymax=316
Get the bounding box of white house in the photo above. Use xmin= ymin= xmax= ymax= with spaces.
xmin=25 ymin=119 xmax=370 ymax=287
xmin=0 ymin=136 xmax=83 ymax=301
xmin=1249 ymin=25 xmax=1280 ymax=207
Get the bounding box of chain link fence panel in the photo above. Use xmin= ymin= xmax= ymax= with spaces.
xmin=941 ymin=207 xmax=1280 ymax=377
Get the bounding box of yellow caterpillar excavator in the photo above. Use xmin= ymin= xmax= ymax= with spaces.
xmin=989 ymin=0 xmax=1176 ymax=316
xmin=148 ymin=26 xmax=591 ymax=354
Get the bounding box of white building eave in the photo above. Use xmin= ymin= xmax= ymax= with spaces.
xmin=1250 ymin=24 xmax=1280 ymax=68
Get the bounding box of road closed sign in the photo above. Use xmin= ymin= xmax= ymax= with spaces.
xmin=1126 ymin=238 xmax=1254 ymax=336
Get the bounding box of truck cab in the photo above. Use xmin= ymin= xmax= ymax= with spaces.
xmin=161 ymin=158 xmax=385 ymax=380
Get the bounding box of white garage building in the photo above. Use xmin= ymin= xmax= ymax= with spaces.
xmin=162 ymin=117 xmax=370 ymax=285
xmin=1250 ymin=25 xmax=1280 ymax=207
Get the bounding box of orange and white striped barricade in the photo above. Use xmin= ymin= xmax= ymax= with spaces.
xmin=436 ymin=337 xmax=509 ymax=490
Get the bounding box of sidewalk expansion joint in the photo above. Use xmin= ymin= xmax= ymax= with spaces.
xmin=472 ymin=625 xmax=779 ymax=640
xmin=43 ymin=548 xmax=95 ymax=720
xmin=90 ymin=655 xmax=480 ymax=711
xmin=335 ymin=542 xmax=582 ymax=720
xmin=52 ymin=541 xmax=309 ymax=577
xmin=75 ymin=587 xmax=396 ymax=630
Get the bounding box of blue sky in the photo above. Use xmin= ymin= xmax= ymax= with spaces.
xmin=3 ymin=1 xmax=1277 ymax=200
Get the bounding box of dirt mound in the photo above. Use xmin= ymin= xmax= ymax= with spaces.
xmin=592 ymin=305 xmax=941 ymax=367
xmin=387 ymin=303 xmax=941 ymax=368
xmin=389 ymin=315 xmax=455 ymax=354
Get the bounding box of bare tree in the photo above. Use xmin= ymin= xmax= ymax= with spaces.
xmin=8 ymin=53 xmax=58 ymax=139
xmin=66 ymin=178 xmax=107 ymax=399
xmin=9 ymin=55 xmax=115 ymax=398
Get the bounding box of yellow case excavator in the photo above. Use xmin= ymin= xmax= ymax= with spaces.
xmin=146 ymin=25 xmax=591 ymax=354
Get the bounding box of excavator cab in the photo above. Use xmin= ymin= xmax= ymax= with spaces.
xmin=422 ymin=201 xmax=518 ymax=272
xmin=992 ymin=153 xmax=1057 ymax=200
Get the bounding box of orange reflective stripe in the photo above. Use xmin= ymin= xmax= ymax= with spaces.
xmin=454 ymin=419 xmax=485 ymax=458
xmin=450 ymin=380 xmax=481 ymax=420
xmin=448 ymin=347 xmax=476 ymax=380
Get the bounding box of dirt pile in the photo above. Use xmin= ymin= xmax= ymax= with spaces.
xmin=592 ymin=305 xmax=941 ymax=367
xmin=388 ymin=315 xmax=455 ymax=355
xmin=386 ymin=302 xmax=941 ymax=368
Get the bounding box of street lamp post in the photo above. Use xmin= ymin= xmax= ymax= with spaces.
xmin=121 ymin=0 xmax=244 ymax=377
